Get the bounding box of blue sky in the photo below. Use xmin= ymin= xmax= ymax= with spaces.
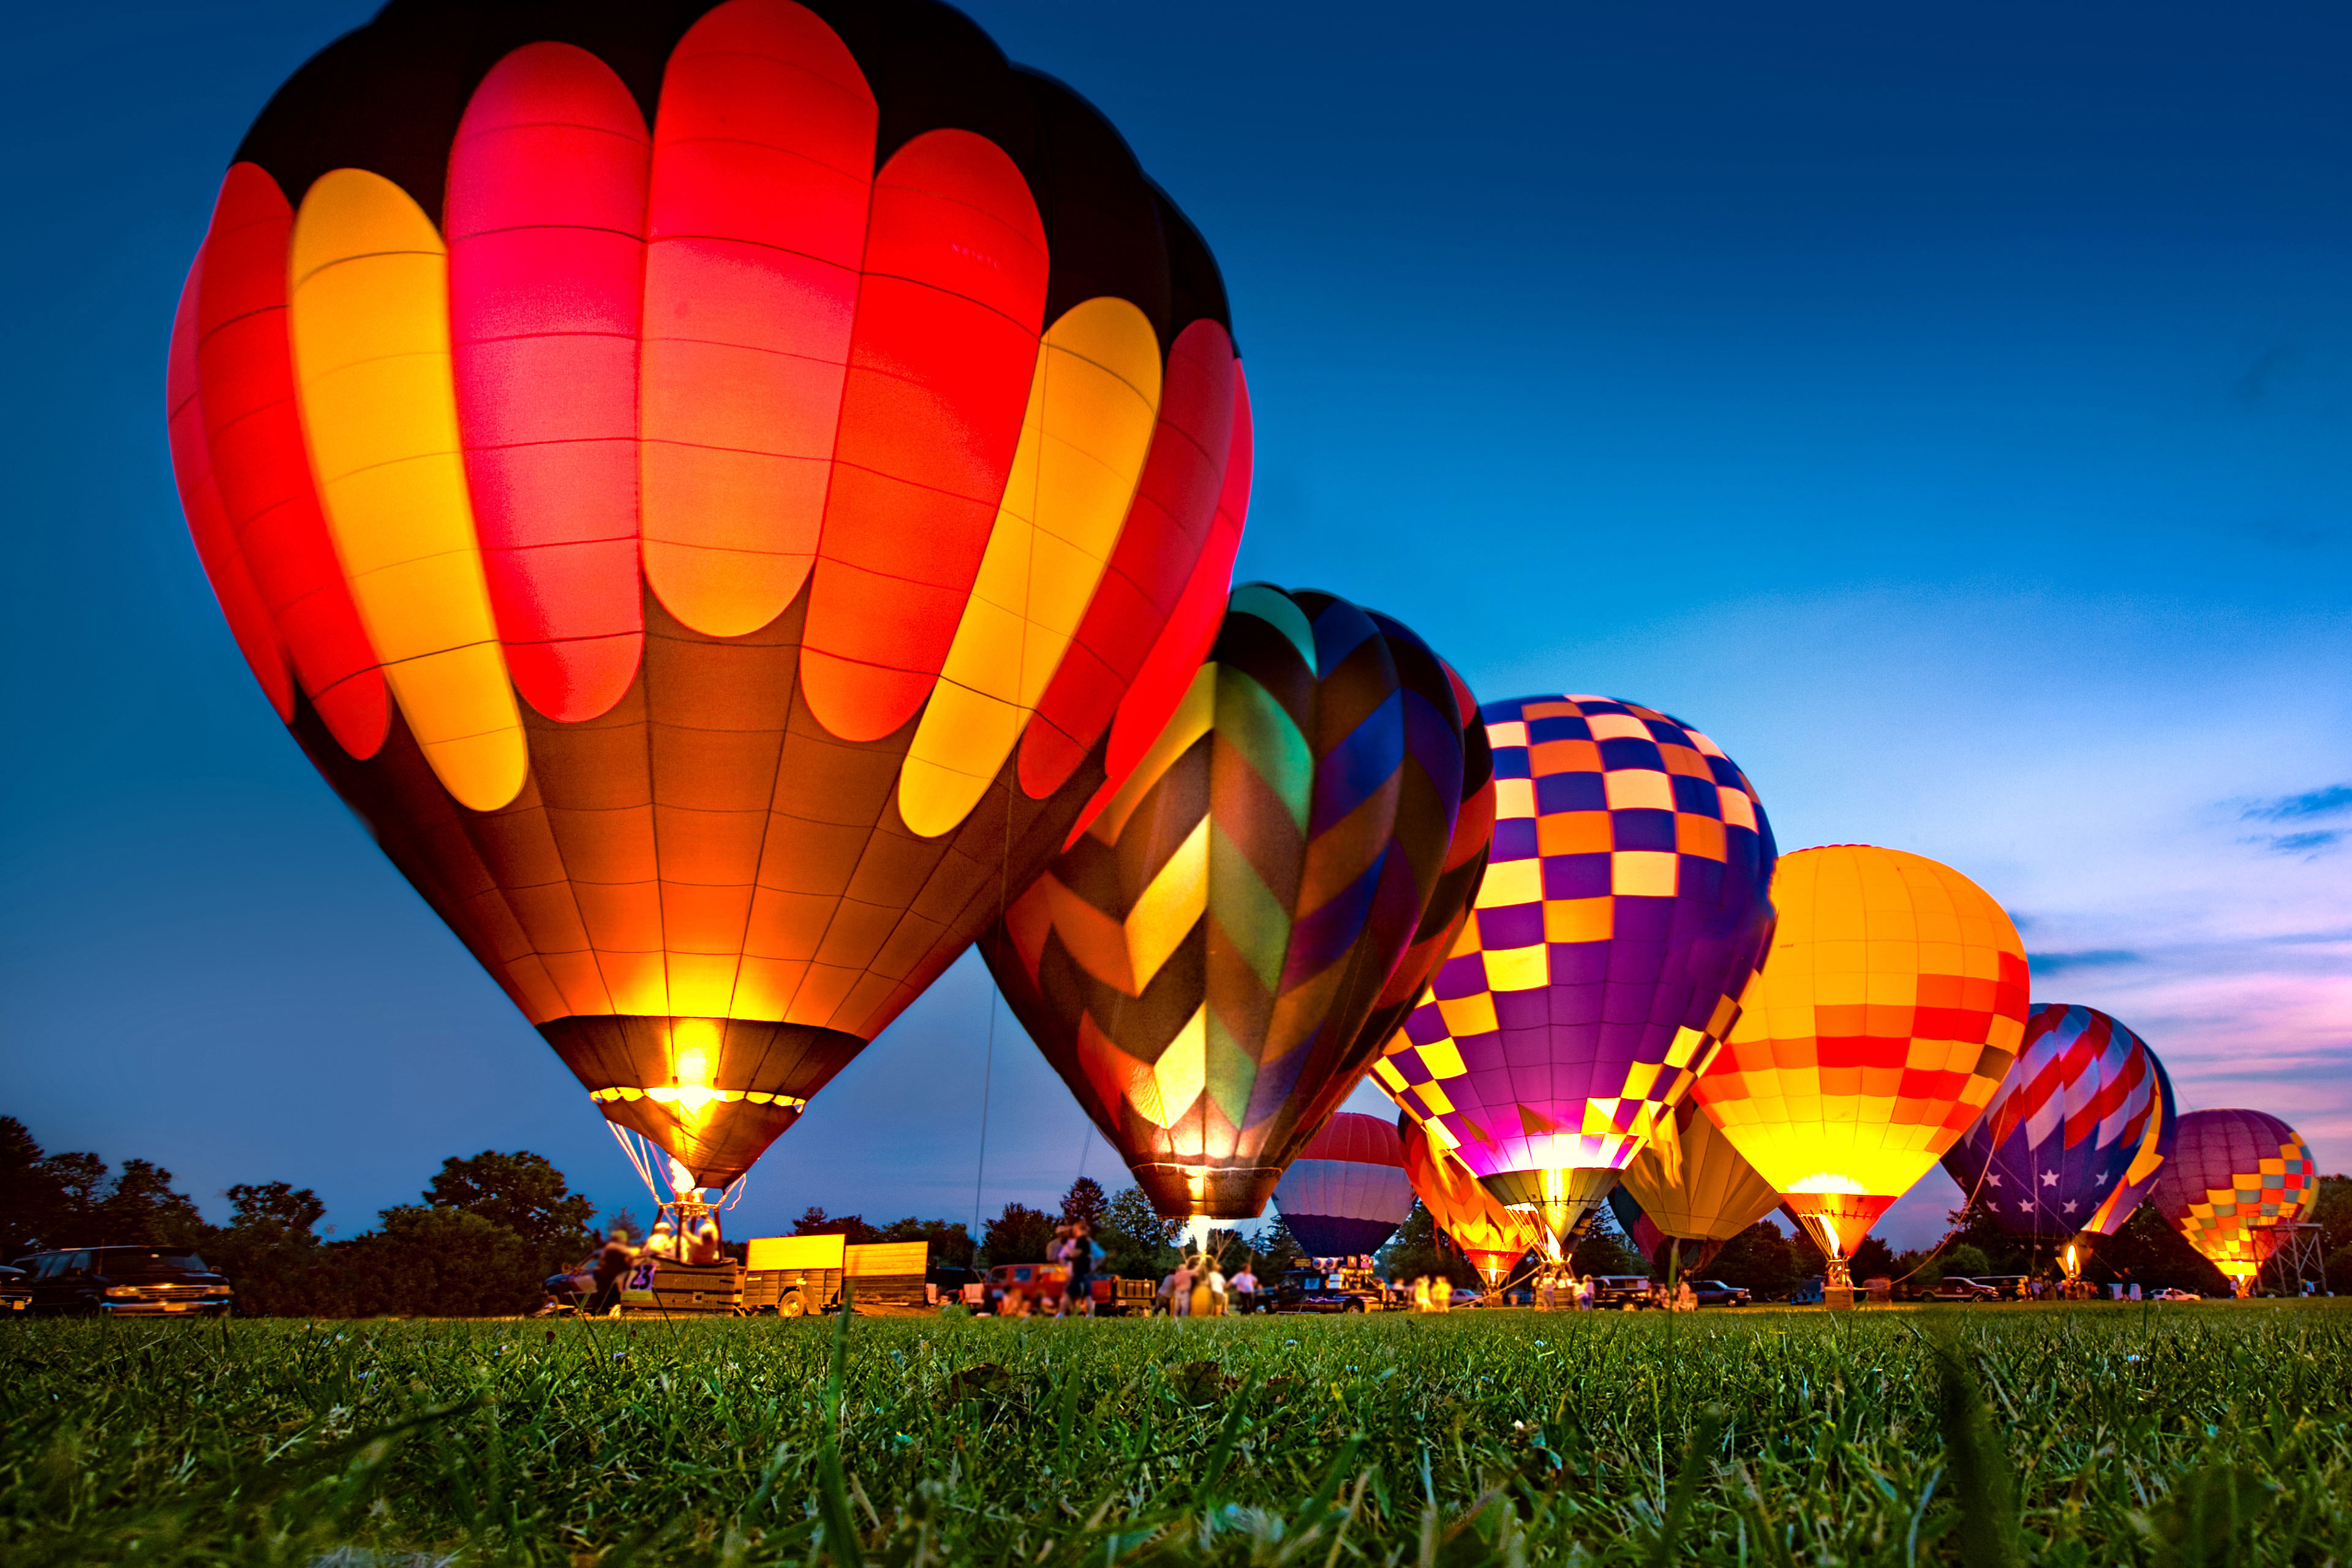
xmin=3 ymin=1 xmax=2346 ymax=1252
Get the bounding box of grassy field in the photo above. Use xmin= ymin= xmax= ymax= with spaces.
xmin=2 ymin=1301 xmax=2347 ymax=1566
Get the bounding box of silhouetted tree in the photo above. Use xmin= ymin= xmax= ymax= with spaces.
xmin=208 ymin=1182 xmax=334 ymax=1316
xmin=1095 ymin=1185 xmax=1180 ymax=1278
xmin=1059 ymin=1176 xmax=1109 ymax=1233
xmin=876 ymin=1216 xmax=974 ymax=1271
xmin=421 ymin=1150 xmax=597 ymax=1257
xmin=981 ymin=1202 xmax=1055 ymax=1265
xmin=1569 ymin=1206 xmax=1641 ymax=1277
xmin=1378 ymin=1201 xmax=1478 ymax=1287
xmin=1703 ymin=1218 xmax=1800 ymax=1300
xmin=791 ymin=1207 xmax=883 ymax=1245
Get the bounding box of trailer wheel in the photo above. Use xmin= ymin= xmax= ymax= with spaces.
xmin=778 ymin=1289 xmax=807 ymax=1319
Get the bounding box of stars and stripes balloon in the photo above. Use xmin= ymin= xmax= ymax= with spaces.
xmin=1939 ymin=1003 xmax=2168 ymax=1246
xmin=987 ymin=586 xmax=1491 ymax=1219
xmin=1271 ymin=1112 xmax=1416 ymax=1259
xmin=2082 ymin=1045 xmax=2177 ymax=1237
xmin=168 ymin=0 xmax=1251 ymax=1186
xmin=2149 ymin=1108 xmax=2316 ymax=1296
xmin=1692 ymin=845 xmax=2028 ymax=1274
xmin=1374 ymin=696 xmax=1777 ymax=1251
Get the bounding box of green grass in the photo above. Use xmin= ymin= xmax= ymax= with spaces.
xmin=4 ymin=1302 xmax=2349 ymax=1566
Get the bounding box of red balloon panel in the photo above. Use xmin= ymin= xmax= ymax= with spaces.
xmin=194 ymin=163 xmax=386 ymax=757
xmin=802 ymin=128 xmax=1049 ymax=744
xmin=447 ymin=42 xmax=649 ymax=723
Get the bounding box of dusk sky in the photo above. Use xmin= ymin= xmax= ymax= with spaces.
xmin=4 ymin=1 xmax=2346 ymax=1252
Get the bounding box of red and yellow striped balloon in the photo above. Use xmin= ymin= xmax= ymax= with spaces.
xmin=167 ymin=0 xmax=1251 ymax=1185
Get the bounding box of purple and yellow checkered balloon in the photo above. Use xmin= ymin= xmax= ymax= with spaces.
xmin=1373 ymin=696 xmax=1776 ymax=1247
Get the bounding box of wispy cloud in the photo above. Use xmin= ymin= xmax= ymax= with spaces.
xmin=2030 ymin=949 xmax=2141 ymax=976
xmin=2259 ymin=829 xmax=2343 ymax=856
xmin=2244 ymin=784 xmax=2352 ymax=821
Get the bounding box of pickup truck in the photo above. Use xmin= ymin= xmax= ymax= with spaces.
xmin=1272 ymin=1264 xmax=1389 ymax=1313
xmin=1685 ymin=1278 xmax=1752 ymax=1307
xmin=12 ymin=1247 xmax=233 ymax=1316
xmin=1934 ymin=1276 xmax=2000 ymax=1303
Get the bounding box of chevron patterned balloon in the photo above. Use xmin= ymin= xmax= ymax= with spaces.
xmin=987 ymin=584 xmax=1491 ymax=1219
xmin=1940 ymin=1003 xmax=2168 ymax=1243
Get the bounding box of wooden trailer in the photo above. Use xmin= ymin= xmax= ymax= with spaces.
xmin=740 ymin=1236 xmax=931 ymax=1316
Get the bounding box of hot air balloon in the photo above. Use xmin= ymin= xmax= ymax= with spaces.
xmin=1939 ymin=1003 xmax=2168 ymax=1275
xmin=1611 ymin=1097 xmax=1781 ymax=1273
xmin=1691 ymin=845 xmax=2028 ymax=1294
xmin=1272 ymin=1112 xmax=1416 ymax=1259
xmin=1398 ymin=1114 xmax=1546 ymax=1289
xmin=2149 ymin=1109 xmax=2315 ymax=1297
xmin=1374 ymin=696 xmax=1777 ymax=1251
xmin=2082 ymin=1046 xmax=2177 ymax=1237
xmin=167 ymin=0 xmax=1252 ymax=1212
xmin=986 ymin=586 xmax=1488 ymax=1224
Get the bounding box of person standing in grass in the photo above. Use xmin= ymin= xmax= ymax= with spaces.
xmin=1229 ymin=1261 xmax=1258 ymax=1314
xmin=1061 ymin=1221 xmax=1099 ymax=1317
xmin=1431 ymin=1275 xmax=1453 ymax=1313
xmin=1165 ymin=1256 xmax=1194 ymax=1317
xmin=585 ymin=1229 xmax=637 ymax=1317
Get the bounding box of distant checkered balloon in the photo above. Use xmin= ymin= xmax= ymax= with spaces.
xmin=2149 ymin=1108 xmax=2315 ymax=1293
xmin=1940 ymin=1004 xmax=2166 ymax=1241
xmin=1374 ymin=695 xmax=1776 ymax=1248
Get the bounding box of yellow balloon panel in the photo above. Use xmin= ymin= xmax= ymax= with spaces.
xmin=900 ymin=298 xmax=1163 ymax=836
xmin=289 ymin=168 xmax=525 ymax=811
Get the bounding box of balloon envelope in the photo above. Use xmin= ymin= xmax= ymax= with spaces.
xmin=1273 ymin=1112 xmax=1415 ymax=1258
xmin=2148 ymin=1108 xmax=2316 ymax=1291
xmin=1692 ymin=845 xmax=2028 ymax=1260
xmin=988 ymin=586 xmax=1487 ymax=1218
xmin=1940 ymin=1003 xmax=2166 ymax=1241
xmin=1398 ymin=1114 xmax=1547 ymax=1283
xmin=1615 ymin=1096 xmax=1781 ymax=1261
xmin=167 ymin=0 xmax=1251 ymax=1185
xmin=1376 ymin=696 xmax=1777 ymax=1249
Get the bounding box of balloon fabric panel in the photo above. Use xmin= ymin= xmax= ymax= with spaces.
xmin=1080 ymin=368 xmax=1254 ymax=838
xmin=1694 ymin=844 xmax=2027 ymax=1257
xmin=168 ymin=255 xmax=292 ymax=719
xmin=801 ymin=129 xmax=1049 ymax=744
xmin=639 ymin=0 xmax=876 ymax=639
xmin=447 ymin=42 xmax=650 ymax=724
xmin=2085 ymin=1048 xmax=2177 ymax=1236
xmin=2149 ymin=1107 xmax=2315 ymax=1285
xmin=1376 ymin=697 xmax=1776 ymax=1204
xmin=194 ymin=164 xmax=387 ymax=758
xmin=1019 ymin=318 xmax=1237 ymax=801
xmin=900 ymin=296 xmax=1164 ymax=837
xmin=1939 ymin=1003 xmax=2163 ymax=1241
xmin=987 ymin=587 xmax=1478 ymax=1218
xmin=289 ymin=169 xmax=530 ymax=812
xmin=176 ymin=0 xmax=1248 ymax=1188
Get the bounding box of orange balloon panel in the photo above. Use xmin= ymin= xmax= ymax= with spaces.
xmin=1692 ymin=844 xmax=2027 ymax=1257
xmin=176 ymin=0 xmax=1248 ymax=1186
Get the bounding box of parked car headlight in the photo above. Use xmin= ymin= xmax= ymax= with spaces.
xmin=105 ymin=1286 xmax=141 ymax=1297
